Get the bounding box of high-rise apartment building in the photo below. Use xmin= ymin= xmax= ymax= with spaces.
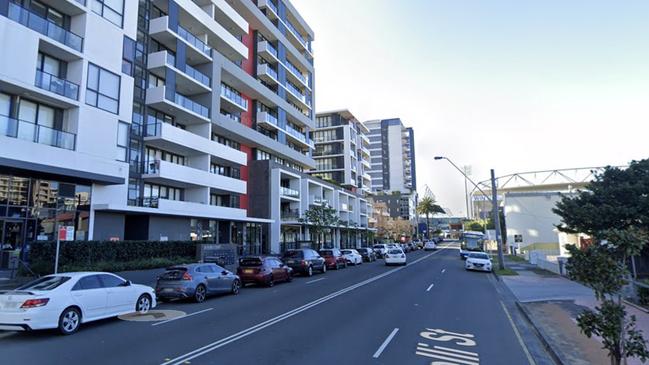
xmin=364 ymin=118 xmax=416 ymax=193
xmin=0 ymin=0 xmax=323 ymax=267
xmin=364 ymin=118 xmax=417 ymax=223
xmin=310 ymin=110 xmax=372 ymax=195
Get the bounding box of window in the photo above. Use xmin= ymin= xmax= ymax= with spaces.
xmin=72 ymin=275 xmax=103 ymax=290
xmin=91 ymin=0 xmax=124 ymax=27
xmin=143 ymin=183 xmax=182 ymax=201
xmin=98 ymin=274 xmax=125 ymax=288
xmin=116 ymin=121 xmax=128 ymax=161
xmin=122 ymin=36 xmax=136 ymax=76
xmin=86 ymin=63 xmax=120 ymax=114
xmin=37 ymin=53 xmax=63 ymax=77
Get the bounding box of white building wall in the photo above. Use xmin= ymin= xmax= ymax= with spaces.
xmin=504 ymin=192 xmax=564 ymax=252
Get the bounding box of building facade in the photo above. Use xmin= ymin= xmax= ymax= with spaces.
xmin=0 ymin=0 xmax=318 ymax=273
xmin=310 ymin=110 xmax=372 ymax=194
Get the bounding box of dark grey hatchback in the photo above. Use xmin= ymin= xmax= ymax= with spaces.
xmin=155 ymin=263 xmax=241 ymax=303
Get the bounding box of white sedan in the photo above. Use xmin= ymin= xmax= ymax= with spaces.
xmin=341 ymin=249 xmax=363 ymax=265
xmin=465 ymin=252 xmax=493 ymax=272
xmin=384 ymin=248 xmax=407 ymax=266
xmin=424 ymin=241 xmax=437 ymax=251
xmin=0 ymin=272 xmax=156 ymax=335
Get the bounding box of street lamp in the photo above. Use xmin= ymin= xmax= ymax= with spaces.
xmin=434 ymin=156 xmax=506 ymax=270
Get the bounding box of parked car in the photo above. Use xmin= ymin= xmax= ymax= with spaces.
xmin=384 ymin=248 xmax=407 ymax=266
xmin=236 ymin=256 xmax=292 ymax=287
xmin=0 ymin=272 xmax=156 ymax=335
xmin=156 ymin=263 xmax=241 ymax=303
xmin=356 ymin=248 xmax=377 ymax=262
xmin=373 ymin=244 xmax=388 ymax=258
xmin=407 ymin=242 xmax=417 ymax=251
xmin=465 ymin=252 xmax=493 ymax=272
xmin=400 ymin=243 xmax=410 ymax=253
xmin=282 ymin=249 xmax=326 ymax=276
xmin=424 ymin=241 xmax=437 ymax=251
xmin=319 ymin=249 xmax=348 ymax=270
xmin=341 ymin=249 xmax=363 ymax=265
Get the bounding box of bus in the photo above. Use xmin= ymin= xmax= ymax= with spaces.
xmin=459 ymin=231 xmax=485 ymax=259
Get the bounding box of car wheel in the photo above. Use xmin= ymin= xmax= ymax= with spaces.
xmin=267 ymin=275 xmax=275 ymax=287
xmin=194 ymin=284 xmax=207 ymax=303
xmin=136 ymin=294 xmax=152 ymax=314
xmin=321 ymin=264 xmax=327 ymax=274
xmin=231 ymin=279 xmax=241 ymax=295
xmin=344 ymin=261 xmax=348 ymax=268
xmin=58 ymin=307 xmax=81 ymax=335
xmin=287 ymin=272 xmax=293 ymax=282
xmin=307 ymin=266 xmax=313 ymax=277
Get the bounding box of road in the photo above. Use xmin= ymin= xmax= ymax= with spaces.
xmin=1 ymin=244 xmax=549 ymax=364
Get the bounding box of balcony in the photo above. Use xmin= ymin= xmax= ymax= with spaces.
xmin=221 ymin=111 xmax=241 ymax=123
xmin=220 ymin=84 xmax=248 ymax=112
xmin=284 ymin=61 xmax=308 ymax=88
xmin=285 ymin=20 xmax=308 ymax=51
xmin=6 ymin=2 xmax=84 ymax=52
xmin=257 ymin=63 xmax=279 ymax=85
xmin=280 ymin=186 xmax=300 ymax=199
xmin=143 ymin=159 xmax=246 ymax=194
xmin=281 ymin=209 xmax=300 ymax=221
xmin=34 ymin=69 xmax=79 ymax=100
xmin=310 ymin=197 xmax=329 ymax=206
xmin=145 ymin=86 xmax=210 ymax=125
xmin=144 ymin=121 xmax=246 ymax=165
xmin=148 ymin=51 xmax=211 ymax=94
xmin=256 ymin=111 xmax=279 ymax=130
xmin=149 ymin=16 xmax=212 ymax=64
xmin=284 ymin=82 xmax=310 ymax=110
xmin=258 ymin=0 xmax=279 ymax=20
xmin=1 ymin=114 xmax=75 ymax=150
xmin=257 ymin=41 xmax=279 ymax=63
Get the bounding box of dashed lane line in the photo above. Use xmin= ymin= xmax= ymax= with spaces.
xmin=373 ymin=328 xmax=399 ymax=358
xmin=305 ymin=278 xmax=326 ymax=284
xmin=426 ymin=283 xmax=434 ymax=292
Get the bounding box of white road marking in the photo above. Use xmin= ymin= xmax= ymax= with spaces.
xmin=417 ymin=345 xmax=478 ymax=361
xmin=426 ymin=283 xmax=434 ymax=292
xmin=152 ymin=308 xmax=214 ymax=327
xmin=415 ymin=350 xmax=478 ymax=365
xmin=433 ymin=345 xmax=479 ymax=357
xmin=442 ymin=269 xmax=446 ymax=273
xmin=500 ymin=301 xmax=536 ymax=365
xmin=373 ymin=328 xmax=399 ymax=358
xmin=161 ymin=246 xmax=449 ymax=365
xmin=305 ymin=278 xmax=326 ymax=284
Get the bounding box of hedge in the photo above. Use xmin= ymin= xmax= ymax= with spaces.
xmin=28 ymin=240 xmax=199 ymax=275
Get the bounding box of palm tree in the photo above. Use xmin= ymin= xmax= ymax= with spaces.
xmin=417 ymin=196 xmax=444 ymax=239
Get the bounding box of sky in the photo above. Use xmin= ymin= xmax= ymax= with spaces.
xmin=291 ymin=0 xmax=649 ymax=216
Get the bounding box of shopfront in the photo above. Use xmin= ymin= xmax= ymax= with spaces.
xmin=0 ymin=173 xmax=91 ymax=271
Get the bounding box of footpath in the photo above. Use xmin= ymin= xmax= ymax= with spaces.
xmin=500 ymin=258 xmax=649 ymax=365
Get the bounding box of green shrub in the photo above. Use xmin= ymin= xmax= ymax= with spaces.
xmin=28 ymin=240 xmax=198 ymax=275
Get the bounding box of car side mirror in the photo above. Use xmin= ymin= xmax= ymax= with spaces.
xmin=122 ymin=280 xmax=131 ymax=287
xmin=221 ymin=270 xmax=228 ymax=276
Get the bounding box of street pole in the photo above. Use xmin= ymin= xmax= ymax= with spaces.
xmin=463 ymin=166 xmax=470 ymax=219
xmin=54 ymin=202 xmax=60 ymax=274
xmin=491 ymin=169 xmax=505 ymax=270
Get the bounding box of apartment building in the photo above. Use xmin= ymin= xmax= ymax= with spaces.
xmin=364 ymin=118 xmax=417 ymax=223
xmin=0 ymin=0 xmax=319 ymax=273
xmin=309 ymin=110 xmax=372 ymax=195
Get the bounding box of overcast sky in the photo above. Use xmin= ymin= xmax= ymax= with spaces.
xmin=292 ymin=0 xmax=649 ymax=216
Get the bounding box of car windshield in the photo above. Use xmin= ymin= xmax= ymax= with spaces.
xmin=282 ymin=251 xmax=303 ymax=258
xmin=341 ymin=250 xmax=352 ymax=254
xmin=469 ymin=253 xmax=490 ymax=260
xmin=160 ymin=269 xmax=187 ymax=280
xmin=373 ymin=245 xmax=385 ymax=249
xmin=16 ymin=276 xmax=71 ymax=291
xmin=240 ymin=258 xmax=263 ymax=267
xmin=320 ymin=250 xmax=334 ymax=256
xmin=388 ymin=249 xmax=402 ymax=254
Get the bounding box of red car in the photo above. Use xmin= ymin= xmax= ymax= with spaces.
xmin=319 ymin=249 xmax=348 ymax=270
xmin=236 ymin=256 xmax=293 ymax=287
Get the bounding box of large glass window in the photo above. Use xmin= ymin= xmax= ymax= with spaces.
xmin=90 ymin=0 xmax=124 ymax=28
xmin=86 ymin=63 xmax=120 ymax=114
xmin=116 ymin=121 xmax=128 ymax=161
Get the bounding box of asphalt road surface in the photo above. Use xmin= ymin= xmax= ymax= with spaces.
xmin=1 ymin=244 xmax=552 ymax=364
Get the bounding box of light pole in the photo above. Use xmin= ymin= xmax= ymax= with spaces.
xmin=434 ymin=156 xmax=505 ymax=270
xmin=463 ymin=165 xmax=471 ymax=219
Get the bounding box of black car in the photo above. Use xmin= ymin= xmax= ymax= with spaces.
xmin=281 ymin=249 xmax=326 ymax=277
xmin=356 ymin=248 xmax=377 ymax=262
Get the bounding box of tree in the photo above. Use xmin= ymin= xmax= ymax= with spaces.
xmin=300 ymin=204 xmax=339 ymax=249
xmin=417 ymin=196 xmax=445 ymax=239
xmin=554 ymin=160 xmax=649 ymax=365
xmin=464 ymin=220 xmax=486 ymax=233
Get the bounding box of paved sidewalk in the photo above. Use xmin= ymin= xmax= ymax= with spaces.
xmin=501 ymin=259 xmax=649 ymax=365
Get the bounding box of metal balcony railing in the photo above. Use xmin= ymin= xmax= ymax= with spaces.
xmin=177 ymin=25 xmax=211 ymax=56
xmin=0 ymin=114 xmax=76 ymax=150
xmin=35 ymin=69 xmax=79 ymax=100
